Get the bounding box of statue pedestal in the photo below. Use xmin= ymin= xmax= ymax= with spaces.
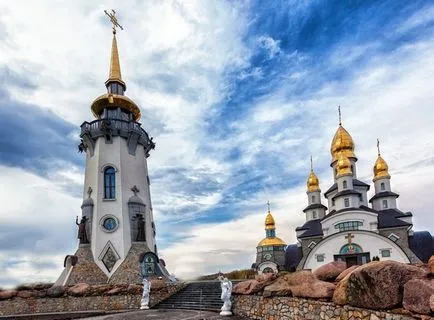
xmin=220 ymin=310 xmax=232 ymax=316
xmin=140 ymin=305 xmax=149 ymax=310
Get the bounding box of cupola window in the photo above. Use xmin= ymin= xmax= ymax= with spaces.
xmin=311 ymin=195 xmax=315 ymax=203
xmin=344 ymin=198 xmax=350 ymax=207
xmin=104 ymin=166 xmax=116 ymax=199
xmin=380 ymin=182 xmax=385 ymax=191
xmin=335 ymin=221 xmax=363 ymax=232
xmin=312 ymin=211 xmax=318 ymax=219
xmin=382 ymin=200 xmax=388 ymax=209
xmin=343 ymin=180 xmax=347 ymax=189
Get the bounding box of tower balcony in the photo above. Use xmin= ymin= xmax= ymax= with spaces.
xmin=80 ymin=119 xmax=155 ymax=157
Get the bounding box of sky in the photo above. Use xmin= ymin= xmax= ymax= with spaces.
xmin=1 ymin=0 xmax=434 ymax=287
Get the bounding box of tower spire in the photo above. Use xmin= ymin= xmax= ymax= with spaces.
xmin=310 ymin=155 xmax=313 ymax=171
xmin=338 ymin=105 xmax=342 ymax=125
xmin=104 ymin=9 xmax=126 ymax=91
xmin=377 ymin=138 xmax=381 ymax=156
xmin=267 ymin=200 xmax=271 ymax=213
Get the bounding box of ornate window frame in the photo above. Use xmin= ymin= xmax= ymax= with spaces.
xmin=99 ymin=214 xmax=120 ymax=233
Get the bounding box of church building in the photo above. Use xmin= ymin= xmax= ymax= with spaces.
xmin=253 ymin=204 xmax=286 ymax=274
xmin=55 ymin=11 xmax=169 ymax=286
xmin=285 ymin=116 xmax=434 ymax=271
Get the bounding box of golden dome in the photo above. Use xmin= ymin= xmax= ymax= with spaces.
xmin=265 ymin=213 xmax=275 ymax=230
xmin=91 ymin=93 xmax=141 ymax=121
xmin=257 ymin=236 xmax=286 ymax=247
xmin=331 ymin=125 xmax=356 ymax=162
xmin=373 ymin=155 xmax=390 ymax=181
xmin=336 ymin=153 xmax=352 ymax=177
xmin=307 ymin=170 xmax=320 ymax=192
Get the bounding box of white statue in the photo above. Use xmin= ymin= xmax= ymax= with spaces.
xmin=220 ymin=277 xmax=233 ymax=316
xmin=140 ymin=278 xmax=151 ymax=310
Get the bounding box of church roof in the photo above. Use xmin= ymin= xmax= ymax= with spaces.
xmin=377 ymin=209 xmax=412 ymax=229
xmin=409 ymin=231 xmax=434 ymax=263
xmin=331 ymin=189 xmax=361 ymax=200
xmin=284 ymin=244 xmax=303 ymax=271
xmin=324 ymin=179 xmax=370 ymax=196
xmin=302 ymin=203 xmax=328 ymax=213
xmin=295 ymin=219 xmax=323 ymax=238
xmin=369 ymin=191 xmax=399 ymax=202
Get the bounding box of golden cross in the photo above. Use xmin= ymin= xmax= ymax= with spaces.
xmin=104 ymin=9 xmax=124 ymax=34
xmin=310 ymin=155 xmax=313 ymax=171
xmin=345 ymin=233 xmax=354 ymax=244
xmin=377 ymin=138 xmax=381 ymax=156
xmin=267 ymin=201 xmax=271 ymax=213
xmin=338 ymin=105 xmax=342 ymax=125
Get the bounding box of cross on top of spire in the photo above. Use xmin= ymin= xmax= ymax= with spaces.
xmin=310 ymin=155 xmax=313 ymax=171
xmin=338 ymin=105 xmax=342 ymax=125
xmin=104 ymin=9 xmax=123 ymax=34
xmin=267 ymin=201 xmax=271 ymax=213
xmin=377 ymin=138 xmax=381 ymax=156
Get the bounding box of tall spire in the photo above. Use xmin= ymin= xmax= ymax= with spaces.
xmin=338 ymin=105 xmax=342 ymax=125
xmin=104 ymin=10 xmax=126 ymax=91
xmin=377 ymin=138 xmax=381 ymax=156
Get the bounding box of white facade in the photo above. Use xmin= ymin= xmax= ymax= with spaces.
xmin=304 ymin=230 xmax=410 ymax=270
xmin=321 ymin=210 xmax=378 ymax=237
xmin=83 ymin=135 xmax=155 ymax=277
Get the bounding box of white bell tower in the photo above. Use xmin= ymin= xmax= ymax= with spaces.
xmin=78 ymin=11 xmax=156 ymax=278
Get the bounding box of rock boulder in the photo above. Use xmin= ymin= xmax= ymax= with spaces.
xmin=333 ymin=260 xmax=429 ymax=310
xmin=313 ymin=261 xmax=347 ymax=282
xmin=263 ymin=271 xmax=335 ymax=299
xmin=403 ymin=279 xmax=434 ymax=315
xmin=68 ymin=283 xmax=90 ymax=296
xmin=335 ymin=265 xmax=358 ymax=283
xmin=46 ymin=286 xmax=65 ymax=298
xmin=430 ymin=295 xmax=434 ymax=312
xmin=0 ymin=290 xmax=17 ymax=300
xmin=428 ymin=255 xmax=434 ymax=275
xmin=233 ymin=273 xmax=276 ymax=295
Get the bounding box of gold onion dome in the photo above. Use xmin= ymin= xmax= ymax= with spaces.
xmin=265 ymin=212 xmax=275 ymax=230
xmin=331 ymin=125 xmax=356 ymax=162
xmin=257 ymin=236 xmax=286 ymax=247
xmin=336 ymin=153 xmax=352 ymax=177
xmin=307 ymin=170 xmax=320 ymax=192
xmin=373 ymin=155 xmax=390 ymax=181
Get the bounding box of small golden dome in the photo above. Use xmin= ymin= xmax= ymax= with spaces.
xmin=373 ymin=155 xmax=390 ymax=181
xmin=257 ymin=236 xmax=286 ymax=247
xmin=91 ymin=93 xmax=141 ymax=121
xmin=307 ymin=170 xmax=320 ymax=192
xmin=336 ymin=153 xmax=352 ymax=177
xmin=331 ymin=125 xmax=356 ymax=162
xmin=265 ymin=213 xmax=275 ymax=230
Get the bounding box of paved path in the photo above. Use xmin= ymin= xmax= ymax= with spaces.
xmin=80 ymin=309 xmax=248 ymax=320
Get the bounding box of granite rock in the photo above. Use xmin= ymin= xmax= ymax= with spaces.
xmin=46 ymin=286 xmax=65 ymax=298
xmin=313 ymin=261 xmax=347 ymax=282
xmin=333 ymin=260 xmax=429 ymax=309
xmin=428 ymin=255 xmax=434 ymax=275
xmin=233 ymin=273 xmax=277 ymax=295
xmin=403 ymin=278 xmax=434 ymax=315
xmin=430 ymin=294 xmax=434 ymax=312
xmin=0 ymin=290 xmax=18 ymax=300
xmin=335 ymin=265 xmax=359 ymax=283
xmin=68 ymin=283 xmax=90 ymax=296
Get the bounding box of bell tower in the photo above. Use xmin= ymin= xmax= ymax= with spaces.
xmin=56 ymin=10 xmax=162 ymax=286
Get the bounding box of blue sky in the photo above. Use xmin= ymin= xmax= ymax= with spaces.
xmin=1 ymin=0 xmax=434 ymax=286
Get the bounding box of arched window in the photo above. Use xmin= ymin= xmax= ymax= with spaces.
xmin=104 ymin=167 xmax=116 ymax=199
xmin=343 ymin=180 xmax=347 ymax=189
xmin=380 ymin=182 xmax=385 ymax=191
xmin=382 ymin=200 xmax=388 ymax=209
xmin=311 ymin=195 xmax=316 ymax=203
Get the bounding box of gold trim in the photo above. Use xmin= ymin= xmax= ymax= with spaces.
xmin=91 ymin=93 xmax=141 ymax=121
xmin=257 ymin=237 xmax=286 ymax=247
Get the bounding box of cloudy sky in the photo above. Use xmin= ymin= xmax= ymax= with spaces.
xmin=1 ymin=0 xmax=434 ymax=287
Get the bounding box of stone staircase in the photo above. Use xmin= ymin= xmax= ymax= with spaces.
xmin=157 ymin=280 xmax=240 ymax=312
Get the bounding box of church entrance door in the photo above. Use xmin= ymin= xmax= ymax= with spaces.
xmin=334 ymin=252 xmax=371 ymax=267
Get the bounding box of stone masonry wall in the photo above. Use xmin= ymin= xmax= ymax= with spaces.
xmin=0 ymin=283 xmax=183 ymax=316
xmin=233 ymin=295 xmax=432 ymax=320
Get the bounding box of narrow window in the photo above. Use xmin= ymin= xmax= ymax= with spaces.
xmin=382 ymin=200 xmax=388 ymax=209
xmin=316 ymin=254 xmax=325 ymax=262
xmin=381 ymin=182 xmax=385 ymax=191
xmin=343 ymin=180 xmax=347 ymax=189
xmin=332 ymin=199 xmax=335 ymax=206
xmin=312 ymin=211 xmax=317 ymax=219
xmin=344 ymin=198 xmax=350 ymax=207
xmin=311 ymin=195 xmax=315 ymax=203
xmin=104 ymin=167 xmax=116 ymax=199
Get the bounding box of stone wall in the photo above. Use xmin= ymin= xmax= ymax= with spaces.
xmin=233 ymin=295 xmax=432 ymax=320
xmin=0 ymin=283 xmax=184 ymax=316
